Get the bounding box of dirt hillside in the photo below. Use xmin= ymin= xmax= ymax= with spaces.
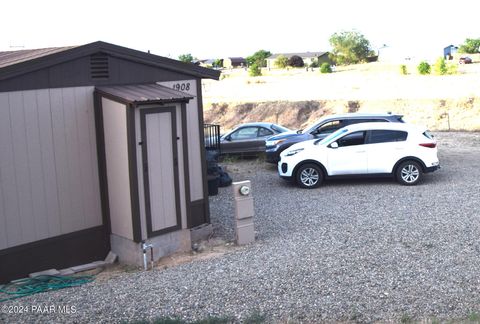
xmin=202 ymin=62 xmax=480 ymax=132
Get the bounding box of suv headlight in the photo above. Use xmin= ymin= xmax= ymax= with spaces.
xmin=285 ymin=148 xmax=304 ymax=156
xmin=266 ymin=139 xmax=285 ymax=146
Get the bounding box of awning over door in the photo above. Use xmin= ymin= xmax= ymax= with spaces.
xmin=95 ymin=83 xmax=193 ymax=105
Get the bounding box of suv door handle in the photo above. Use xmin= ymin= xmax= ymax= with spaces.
xmin=355 ymin=150 xmax=366 ymax=153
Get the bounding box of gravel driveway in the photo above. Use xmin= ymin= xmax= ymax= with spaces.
xmin=2 ymin=132 xmax=480 ymax=323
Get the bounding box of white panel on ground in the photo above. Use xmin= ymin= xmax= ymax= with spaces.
xmin=145 ymin=112 xmax=177 ymax=231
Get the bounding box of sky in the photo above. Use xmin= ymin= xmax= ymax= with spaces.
xmin=1 ymin=0 xmax=479 ymax=61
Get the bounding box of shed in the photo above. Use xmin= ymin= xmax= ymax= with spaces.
xmin=0 ymin=41 xmax=220 ymax=282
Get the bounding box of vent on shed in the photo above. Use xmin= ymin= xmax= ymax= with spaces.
xmin=90 ymin=54 xmax=109 ymax=79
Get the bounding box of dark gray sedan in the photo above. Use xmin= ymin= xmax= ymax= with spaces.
xmin=220 ymin=122 xmax=291 ymax=155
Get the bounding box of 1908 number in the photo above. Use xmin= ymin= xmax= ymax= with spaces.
xmin=172 ymin=82 xmax=191 ymax=92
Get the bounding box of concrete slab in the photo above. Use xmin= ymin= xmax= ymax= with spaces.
xmin=190 ymin=223 xmax=213 ymax=243
xmin=58 ymin=268 xmax=75 ymax=276
xmin=92 ymin=261 xmax=107 ymax=267
xmin=70 ymin=263 xmax=99 ymax=273
xmin=29 ymin=269 xmax=60 ymax=278
xmin=104 ymin=251 xmax=118 ymax=264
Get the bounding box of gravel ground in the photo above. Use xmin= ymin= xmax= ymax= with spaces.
xmin=2 ymin=132 xmax=480 ymax=323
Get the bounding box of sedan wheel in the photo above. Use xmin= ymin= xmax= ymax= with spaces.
xmin=296 ymin=163 xmax=323 ymax=189
xmin=396 ymin=161 xmax=423 ymax=185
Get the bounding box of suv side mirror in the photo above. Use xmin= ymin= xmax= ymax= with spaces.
xmin=330 ymin=142 xmax=339 ymax=149
xmin=224 ymin=135 xmax=231 ymax=141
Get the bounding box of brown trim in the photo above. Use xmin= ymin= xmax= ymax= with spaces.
xmin=180 ymin=102 xmax=193 ymax=228
xmin=0 ymin=226 xmax=108 ymax=284
xmin=126 ymin=104 xmax=142 ymax=242
xmin=93 ymin=91 xmax=112 ymax=239
xmin=140 ymin=107 xmax=182 ymax=237
xmin=196 ymin=78 xmax=211 ymax=224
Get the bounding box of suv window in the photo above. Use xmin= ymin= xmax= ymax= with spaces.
xmin=369 ymin=130 xmax=408 ymax=144
xmin=315 ymin=120 xmax=344 ymax=135
xmin=258 ymin=127 xmax=274 ymax=137
xmin=337 ymin=131 xmax=366 ymax=147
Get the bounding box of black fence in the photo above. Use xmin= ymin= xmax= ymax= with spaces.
xmin=204 ymin=124 xmax=221 ymax=153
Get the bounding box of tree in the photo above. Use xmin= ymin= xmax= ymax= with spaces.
xmin=178 ymin=53 xmax=194 ymax=63
xmin=399 ymin=64 xmax=408 ymax=75
xmin=248 ymin=63 xmax=262 ymax=77
xmin=320 ymin=62 xmax=332 ymax=73
xmin=287 ymin=55 xmax=304 ymax=67
xmin=434 ymin=57 xmax=447 ymax=75
xmin=417 ymin=61 xmax=431 ymax=75
xmin=458 ymin=38 xmax=480 ymax=54
xmin=246 ymin=50 xmax=272 ymax=67
xmin=213 ymin=59 xmax=223 ymax=68
xmin=274 ymin=55 xmax=288 ymax=68
xmin=329 ymin=30 xmax=374 ymax=65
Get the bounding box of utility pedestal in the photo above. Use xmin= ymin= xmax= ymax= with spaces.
xmin=232 ymin=181 xmax=255 ymax=245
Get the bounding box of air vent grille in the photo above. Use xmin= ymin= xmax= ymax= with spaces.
xmin=90 ymin=54 xmax=109 ymax=79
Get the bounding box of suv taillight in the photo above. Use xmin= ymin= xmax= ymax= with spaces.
xmin=419 ymin=143 xmax=436 ymax=148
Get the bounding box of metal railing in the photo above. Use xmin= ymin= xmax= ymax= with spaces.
xmin=204 ymin=124 xmax=221 ymax=153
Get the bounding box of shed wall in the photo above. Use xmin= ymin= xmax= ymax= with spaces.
xmin=157 ymin=80 xmax=203 ymax=201
xmin=0 ymin=86 xmax=102 ymax=250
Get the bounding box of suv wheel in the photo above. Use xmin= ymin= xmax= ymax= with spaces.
xmin=296 ymin=163 xmax=323 ymax=189
xmin=396 ymin=161 xmax=423 ymax=185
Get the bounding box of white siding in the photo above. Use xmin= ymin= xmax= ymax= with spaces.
xmin=0 ymin=87 xmax=102 ymax=249
xmin=102 ymin=98 xmax=134 ymax=240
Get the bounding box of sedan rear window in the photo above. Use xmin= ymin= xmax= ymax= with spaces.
xmin=271 ymin=124 xmax=290 ymax=133
xmin=369 ymin=130 xmax=408 ymax=144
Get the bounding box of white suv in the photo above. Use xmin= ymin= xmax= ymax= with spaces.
xmin=278 ymin=123 xmax=440 ymax=188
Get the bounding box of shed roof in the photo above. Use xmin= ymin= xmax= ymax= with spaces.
xmin=268 ymin=52 xmax=328 ymax=59
xmin=96 ymin=83 xmax=193 ymax=104
xmin=0 ymin=41 xmax=220 ymax=81
xmin=0 ymin=46 xmax=76 ymax=68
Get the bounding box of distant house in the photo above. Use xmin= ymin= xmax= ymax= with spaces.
xmin=223 ymin=57 xmax=246 ymax=68
xmin=266 ymin=52 xmax=331 ymax=68
xmin=444 ymin=45 xmax=458 ymax=60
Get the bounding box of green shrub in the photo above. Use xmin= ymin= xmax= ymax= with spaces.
xmin=320 ymin=62 xmax=332 ymax=73
xmin=434 ymin=57 xmax=447 ymax=75
xmin=417 ymin=61 xmax=431 ymax=75
xmin=248 ymin=63 xmax=262 ymax=77
xmin=399 ymin=64 xmax=407 ymax=75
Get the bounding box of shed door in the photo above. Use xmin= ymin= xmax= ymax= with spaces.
xmin=141 ymin=108 xmax=181 ymax=237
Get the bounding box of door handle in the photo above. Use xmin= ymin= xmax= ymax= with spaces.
xmin=355 ymin=150 xmax=366 ymax=153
